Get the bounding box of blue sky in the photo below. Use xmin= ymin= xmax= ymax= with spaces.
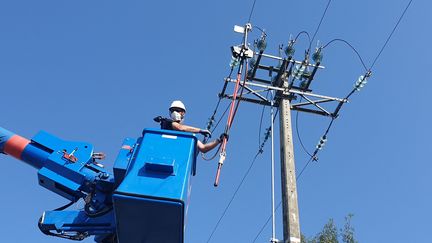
xmin=0 ymin=0 xmax=429 ymax=242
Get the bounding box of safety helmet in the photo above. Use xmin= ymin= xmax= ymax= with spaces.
xmin=169 ymin=100 xmax=186 ymax=123
xmin=169 ymin=100 xmax=186 ymax=113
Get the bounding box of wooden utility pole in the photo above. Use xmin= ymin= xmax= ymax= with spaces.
xmin=279 ymin=97 xmax=301 ymax=243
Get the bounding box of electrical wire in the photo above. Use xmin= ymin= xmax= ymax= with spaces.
xmin=248 ymin=0 xmax=258 ymax=23
xmin=369 ymin=0 xmax=413 ymax=70
xmin=210 ymin=103 xmax=231 ymax=134
xmin=309 ymin=0 xmax=332 ymax=50
xmin=201 ymin=103 xmax=231 ymax=161
xmin=206 ymin=152 xmax=261 ymax=243
xmin=294 ymin=31 xmax=311 ymax=43
xmin=205 ymin=68 xmax=235 ymax=133
xmin=296 ymin=155 xmax=315 ymax=181
xmin=322 ymin=38 xmax=368 ymax=71
xmin=258 ymin=91 xmax=270 ymax=146
xmin=295 ymin=98 xmax=313 ymax=158
xmin=252 ymin=117 xmax=335 ymax=242
xmin=206 ymin=106 xmax=279 ymax=242
xmin=250 ymin=1 xmax=414 ymax=241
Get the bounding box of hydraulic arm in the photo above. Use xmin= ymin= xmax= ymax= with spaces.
xmin=0 ymin=127 xmax=197 ymax=243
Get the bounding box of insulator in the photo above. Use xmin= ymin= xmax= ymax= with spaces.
xmin=316 ymin=136 xmax=327 ymax=150
xmin=354 ymin=75 xmax=368 ymax=91
xmin=257 ymin=38 xmax=267 ymax=52
xmin=302 ymin=67 xmax=311 ymax=80
xmin=285 ymin=45 xmax=295 ymax=56
xmin=312 ymin=48 xmax=323 ymax=62
xmin=230 ymin=56 xmax=240 ymax=67
xmin=292 ymin=64 xmax=306 ymax=79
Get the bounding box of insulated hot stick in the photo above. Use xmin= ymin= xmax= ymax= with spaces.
xmin=214 ymin=23 xmax=252 ymax=187
xmin=214 ymin=61 xmax=244 ymax=187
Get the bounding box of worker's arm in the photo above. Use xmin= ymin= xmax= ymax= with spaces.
xmin=171 ymin=122 xmax=211 ymax=136
xmin=197 ymin=140 xmax=221 ymax=153
xmin=171 ymin=122 xmax=222 ymax=153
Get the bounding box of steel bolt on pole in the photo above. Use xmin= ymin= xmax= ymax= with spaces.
xmin=279 ymin=97 xmax=301 ymax=243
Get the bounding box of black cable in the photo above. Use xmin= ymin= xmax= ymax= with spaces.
xmin=201 ymin=103 xmax=230 ymax=160
xmin=309 ymin=0 xmax=332 ymax=50
xmin=294 ymin=30 xmax=311 ymax=44
xmin=53 ymin=200 xmax=75 ymax=211
xmin=254 ymin=26 xmax=266 ymax=34
xmin=248 ymin=0 xmax=258 ymax=23
xmin=258 ymin=91 xmax=270 ymax=146
xmin=211 ymin=103 xmax=231 ymax=134
xmin=296 ymin=156 xmax=315 ymax=181
xmin=323 ymin=38 xmax=368 ymax=71
xmin=296 ymin=117 xmax=334 ymax=179
xmin=206 ymin=104 xmax=279 ymax=242
xmin=251 ymin=1 xmax=413 ymax=241
xmin=369 ymin=0 xmax=413 ymax=70
xmin=206 ymin=68 xmax=235 ymax=132
xmin=206 ymin=153 xmax=261 ymax=243
xmin=295 ymin=98 xmax=313 ymax=158
xmin=201 ymin=142 xmax=223 ymax=161
xmin=252 ymin=200 xmax=282 ymax=243
xmin=252 ymin=117 xmax=334 ymax=242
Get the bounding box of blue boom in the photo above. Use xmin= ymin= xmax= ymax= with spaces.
xmin=0 ymin=127 xmax=197 ymax=243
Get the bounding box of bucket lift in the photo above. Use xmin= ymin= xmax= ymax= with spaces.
xmin=0 ymin=127 xmax=197 ymax=243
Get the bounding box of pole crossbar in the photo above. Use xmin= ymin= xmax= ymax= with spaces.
xmin=256 ymin=52 xmax=325 ymax=69
xmin=225 ymin=78 xmax=346 ymax=102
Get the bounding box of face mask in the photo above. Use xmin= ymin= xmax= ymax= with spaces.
xmin=170 ymin=111 xmax=184 ymax=123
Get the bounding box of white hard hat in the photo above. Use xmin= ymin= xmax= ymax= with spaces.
xmin=169 ymin=100 xmax=186 ymax=112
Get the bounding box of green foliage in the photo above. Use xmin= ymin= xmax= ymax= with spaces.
xmin=341 ymin=214 xmax=357 ymax=243
xmin=301 ymin=214 xmax=358 ymax=243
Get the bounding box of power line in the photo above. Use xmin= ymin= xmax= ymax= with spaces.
xmin=296 ymin=0 xmax=414 ymax=180
xmin=249 ymin=0 xmax=413 ymax=241
xmin=206 ymin=152 xmax=261 ymax=243
xmin=205 ymin=68 xmax=235 ymax=132
xmin=258 ymin=91 xmax=270 ymax=146
xmin=206 ymin=107 xmax=279 ymax=242
xmin=209 ymin=0 xmax=413 ymax=240
xmin=294 ymin=31 xmax=311 ymax=43
xmin=322 ymin=38 xmax=368 ymax=71
xmin=211 ymin=103 xmax=231 ymax=134
xmin=309 ymin=0 xmax=332 ymax=50
xmin=295 ymin=99 xmax=313 ymax=158
xmin=369 ymin=0 xmax=413 ymax=70
xmin=248 ymin=0 xmax=259 ymax=23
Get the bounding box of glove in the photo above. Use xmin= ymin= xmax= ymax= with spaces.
xmin=153 ymin=116 xmax=163 ymax=123
xmin=199 ymin=129 xmax=212 ymax=138
xmin=219 ymin=133 xmax=229 ymax=142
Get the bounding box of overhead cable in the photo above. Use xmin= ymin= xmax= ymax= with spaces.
xmin=369 ymin=0 xmax=413 ymax=70
xmin=206 ymin=152 xmax=260 ymax=243
xmin=248 ymin=0 xmax=259 ymax=23
xmin=206 ymin=107 xmax=278 ymax=242
xmin=309 ymin=0 xmax=332 ymax=50
xmin=322 ymin=38 xmax=368 ymax=71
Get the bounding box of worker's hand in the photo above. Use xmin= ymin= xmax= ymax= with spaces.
xmin=199 ymin=129 xmax=212 ymax=138
xmin=153 ymin=116 xmax=163 ymax=123
xmin=219 ymin=133 xmax=229 ymax=143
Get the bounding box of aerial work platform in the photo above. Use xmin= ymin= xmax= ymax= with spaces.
xmin=1 ymin=126 xmax=197 ymax=243
xmin=113 ymin=128 xmax=197 ymax=243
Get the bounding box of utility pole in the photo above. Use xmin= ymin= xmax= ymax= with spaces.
xmin=279 ymin=98 xmax=301 ymax=243
xmin=218 ymin=23 xmax=346 ymax=243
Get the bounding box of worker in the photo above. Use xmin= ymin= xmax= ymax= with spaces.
xmin=154 ymin=100 xmax=226 ymax=153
